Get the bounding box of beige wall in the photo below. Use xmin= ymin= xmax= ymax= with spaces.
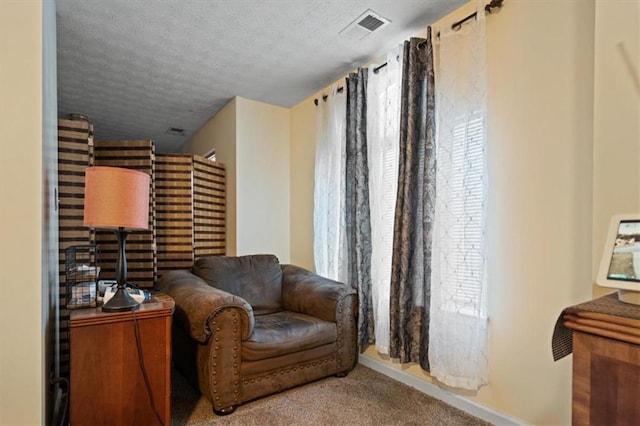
xmin=183 ymin=98 xmax=238 ymax=255
xmin=184 ymin=97 xmax=291 ymax=262
xmin=0 ymin=1 xmax=44 ymax=424
xmin=235 ymin=97 xmax=291 ymax=262
xmin=592 ymin=1 xmax=640 ymax=295
xmin=289 ymin=0 xmax=599 ymax=423
xmin=289 ymin=97 xmax=317 ymax=270
xmin=236 ymin=98 xmax=290 ymax=263
xmin=478 ymin=1 xmax=594 ymax=422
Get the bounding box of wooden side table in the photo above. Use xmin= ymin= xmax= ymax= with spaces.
xmin=562 ymin=296 xmax=640 ymax=425
xmin=70 ymin=293 xmax=174 ymax=426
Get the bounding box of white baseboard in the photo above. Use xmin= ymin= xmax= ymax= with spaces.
xmin=358 ymin=355 xmax=525 ymax=426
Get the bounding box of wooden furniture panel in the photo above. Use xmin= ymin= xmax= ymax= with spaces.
xmin=70 ymin=294 xmax=174 ymax=426
xmin=573 ymin=331 xmax=640 ymax=425
xmin=564 ymin=299 xmax=640 ymax=426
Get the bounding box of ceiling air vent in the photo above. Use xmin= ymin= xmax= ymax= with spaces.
xmin=166 ymin=127 xmax=185 ymax=136
xmin=340 ymin=9 xmax=390 ymax=40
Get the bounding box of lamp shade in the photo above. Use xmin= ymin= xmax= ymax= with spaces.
xmin=84 ymin=166 xmax=150 ymax=229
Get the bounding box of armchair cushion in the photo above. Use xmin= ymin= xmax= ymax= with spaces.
xmin=193 ymin=254 xmax=283 ymax=315
xmin=242 ymin=311 xmax=337 ymax=361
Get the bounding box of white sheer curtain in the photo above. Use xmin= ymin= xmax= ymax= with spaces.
xmin=429 ymin=0 xmax=489 ymax=390
xmin=366 ymin=48 xmax=403 ymax=355
xmin=314 ymin=84 xmax=348 ymax=283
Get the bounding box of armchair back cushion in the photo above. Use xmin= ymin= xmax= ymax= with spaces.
xmin=193 ymin=254 xmax=283 ymax=315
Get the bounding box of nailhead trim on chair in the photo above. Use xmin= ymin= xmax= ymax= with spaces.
xmin=209 ymin=308 xmax=242 ymax=408
xmin=242 ymin=355 xmax=336 ymax=385
xmin=336 ymin=296 xmax=345 ymax=369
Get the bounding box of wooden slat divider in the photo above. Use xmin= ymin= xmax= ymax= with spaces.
xmin=58 ymin=130 xmax=226 ymax=376
xmin=155 ymin=154 xmax=226 ymax=276
xmin=57 ymin=118 xmax=95 ymax=379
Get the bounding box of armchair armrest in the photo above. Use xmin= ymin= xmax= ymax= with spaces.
xmin=156 ymin=270 xmax=254 ymax=343
xmin=281 ymin=264 xmax=356 ymax=322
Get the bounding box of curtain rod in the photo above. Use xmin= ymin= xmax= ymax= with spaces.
xmin=314 ymin=0 xmax=504 ymax=104
xmin=444 ymin=0 xmax=503 ymax=34
xmin=314 ymin=86 xmax=344 ymax=106
xmin=372 ymin=0 xmax=503 ymax=75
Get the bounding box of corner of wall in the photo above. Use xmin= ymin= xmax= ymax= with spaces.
xmin=289 ymin=94 xmax=318 ymax=271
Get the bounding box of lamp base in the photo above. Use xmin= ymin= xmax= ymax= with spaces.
xmin=102 ymin=286 xmax=140 ymax=312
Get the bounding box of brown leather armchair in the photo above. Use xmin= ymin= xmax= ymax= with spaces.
xmin=156 ymin=254 xmax=358 ymax=415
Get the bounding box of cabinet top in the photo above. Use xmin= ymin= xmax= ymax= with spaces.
xmin=70 ymin=292 xmax=174 ymax=327
xmin=564 ymin=292 xmax=640 ymax=322
xmin=562 ymin=292 xmax=640 ymax=346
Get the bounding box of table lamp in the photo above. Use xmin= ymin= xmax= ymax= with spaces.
xmin=83 ymin=166 xmax=150 ymax=312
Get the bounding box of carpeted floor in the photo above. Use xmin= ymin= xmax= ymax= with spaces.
xmin=171 ymin=364 xmax=491 ymax=425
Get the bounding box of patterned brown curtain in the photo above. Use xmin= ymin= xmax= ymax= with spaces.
xmin=345 ymin=68 xmax=374 ymax=349
xmin=389 ymin=31 xmax=436 ymax=371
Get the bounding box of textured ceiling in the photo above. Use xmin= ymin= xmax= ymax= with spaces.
xmin=56 ymin=0 xmax=466 ymax=153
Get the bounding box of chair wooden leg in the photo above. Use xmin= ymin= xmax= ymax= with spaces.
xmin=335 ymin=371 xmax=349 ymax=378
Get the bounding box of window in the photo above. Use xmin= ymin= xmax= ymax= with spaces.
xmin=204 ymin=148 xmax=216 ymax=161
xmin=439 ymin=112 xmax=486 ymax=317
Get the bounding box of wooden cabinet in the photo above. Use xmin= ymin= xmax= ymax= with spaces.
xmin=572 ymin=331 xmax=640 ymax=425
xmin=70 ymin=294 xmax=174 ymax=425
xmin=564 ymin=303 xmax=640 ymax=425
